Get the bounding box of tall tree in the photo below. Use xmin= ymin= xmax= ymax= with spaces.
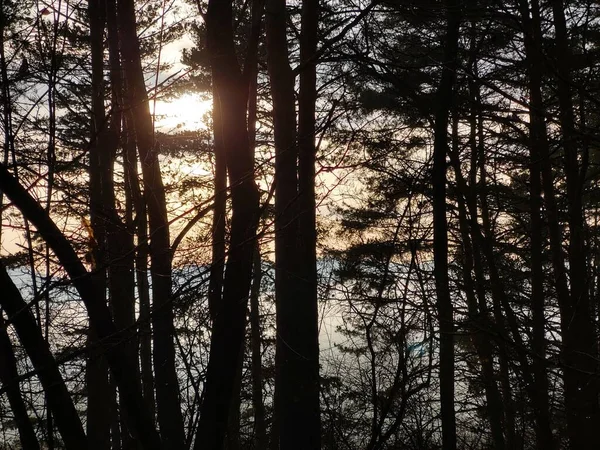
xmin=295 ymin=0 xmax=321 ymax=446
xmin=517 ymin=0 xmax=556 ymax=446
xmin=264 ymin=0 xmax=301 ymax=447
xmin=431 ymin=1 xmax=461 ymax=448
xmin=116 ymin=0 xmax=185 ymax=447
xmin=193 ymin=0 xmax=261 ymax=447
xmin=265 ymin=0 xmax=321 ymax=446
xmin=87 ymin=0 xmax=113 ymax=447
xmin=549 ymin=1 xmax=598 ymax=447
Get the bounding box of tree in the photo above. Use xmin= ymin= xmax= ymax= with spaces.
xmin=117 ymin=0 xmax=186 ymax=447
xmin=431 ymin=1 xmax=461 ymax=448
xmin=193 ymin=0 xmax=261 ymax=447
xmin=265 ymin=0 xmax=321 ymax=447
xmin=0 ymin=261 xmax=87 ymax=449
xmin=2 ymin=0 xmax=600 ymax=448
xmin=0 ymin=163 xmax=161 ymax=449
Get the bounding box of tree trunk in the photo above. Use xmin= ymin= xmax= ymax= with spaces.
xmin=0 ymin=165 xmax=161 ymax=449
xmin=104 ymin=77 xmax=139 ymax=450
xmin=109 ymin=373 xmax=121 ymax=450
xmin=0 ymin=316 xmax=40 ymax=450
xmin=116 ymin=1 xmax=184 ymax=447
xmin=121 ymin=108 xmax=155 ymax=421
xmin=296 ymin=0 xmax=321 ymax=446
xmin=226 ymin=355 xmax=243 ymax=450
xmin=208 ymin=84 xmax=226 ymax=322
xmin=265 ymin=0 xmax=322 ymax=445
xmin=105 ymin=2 xmax=145 ymax=445
xmin=87 ymin=1 xmax=112 ymax=447
xmin=250 ymin=244 xmax=268 ymax=450
xmin=450 ymin=117 xmax=506 ymax=450
xmin=516 ymin=1 xmax=556 ymax=447
xmin=193 ymin=0 xmax=261 ymax=447
xmin=549 ymin=2 xmax=597 ymax=447
xmin=0 ymin=262 xmax=87 ymax=449
xmin=265 ymin=0 xmax=300 ymax=447
xmin=431 ymin=2 xmax=461 ymax=449
xmin=247 ymin=14 xmax=267 ymax=444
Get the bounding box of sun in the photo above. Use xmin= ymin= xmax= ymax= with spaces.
xmin=152 ymin=93 xmax=212 ymax=132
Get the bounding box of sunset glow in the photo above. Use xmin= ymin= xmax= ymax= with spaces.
xmin=152 ymin=93 xmax=211 ymax=131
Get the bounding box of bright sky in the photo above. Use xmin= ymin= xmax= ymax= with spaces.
xmin=152 ymin=93 xmax=212 ymax=132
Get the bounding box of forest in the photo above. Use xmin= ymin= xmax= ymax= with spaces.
xmin=0 ymin=0 xmax=599 ymax=449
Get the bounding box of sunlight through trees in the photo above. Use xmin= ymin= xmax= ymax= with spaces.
xmin=0 ymin=0 xmax=600 ymax=449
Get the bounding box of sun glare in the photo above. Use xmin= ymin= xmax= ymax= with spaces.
xmin=152 ymin=93 xmax=212 ymax=132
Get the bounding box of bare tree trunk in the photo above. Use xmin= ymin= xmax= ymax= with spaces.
xmin=246 ymin=9 xmax=267 ymax=441
xmin=549 ymin=2 xmax=597 ymax=447
xmin=109 ymin=373 xmax=121 ymax=450
xmin=120 ymin=109 xmax=155 ymax=422
xmin=87 ymin=1 xmax=112 ymax=447
xmin=194 ymin=0 xmax=261 ymax=447
xmin=105 ymin=2 xmax=145 ymax=445
xmin=516 ymin=1 xmax=555 ymax=447
xmin=250 ymin=244 xmax=268 ymax=450
xmin=265 ymin=0 xmax=321 ymax=446
xmin=224 ymin=1 xmax=267 ymax=443
xmin=126 ymin=117 xmax=155 ymax=422
xmin=116 ymin=1 xmax=184 ymax=447
xmin=208 ymin=84 xmax=226 ymax=322
xmin=0 ymin=262 xmax=87 ymax=449
xmin=296 ymin=0 xmax=321 ymax=446
xmin=265 ymin=0 xmax=299 ymax=447
xmin=106 ymin=2 xmax=154 ymax=418
xmin=226 ymin=356 xmax=243 ymax=450
xmin=431 ymin=2 xmax=461 ymax=449
xmin=496 ymin=349 xmax=517 ymax=449
xmin=0 ymin=316 xmax=40 ymax=450
xmin=104 ymin=87 xmax=139 ymax=450
xmin=526 ymin=83 xmax=553 ymax=450
xmin=120 ymin=108 xmax=153 ymax=449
